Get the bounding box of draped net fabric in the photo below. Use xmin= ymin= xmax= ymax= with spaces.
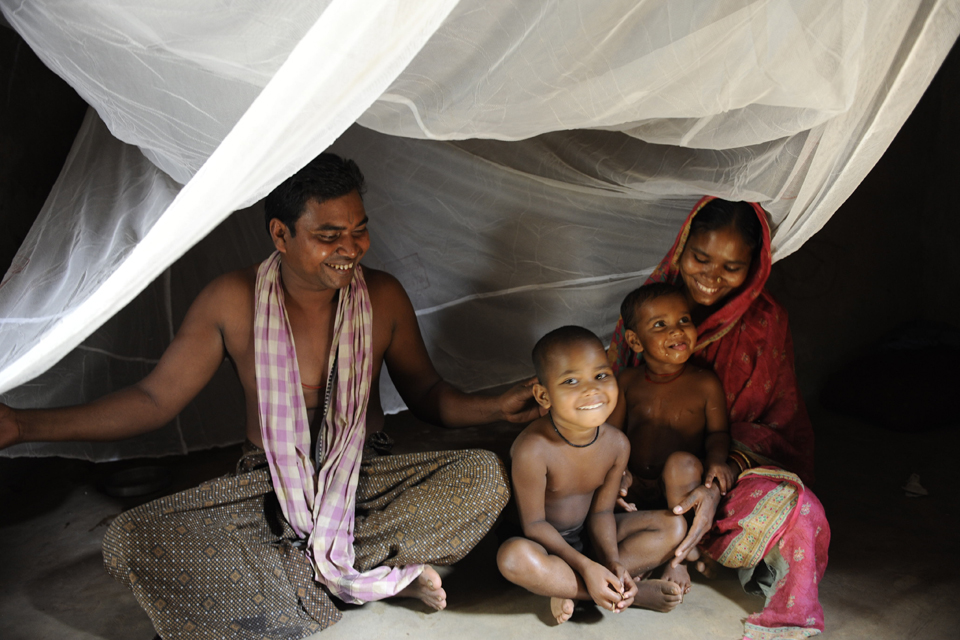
xmin=1 ymin=0 xmax=957 ymax=460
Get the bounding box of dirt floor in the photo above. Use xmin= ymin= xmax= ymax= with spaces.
xmin=1 ymin=402 xmax=958 ymax=640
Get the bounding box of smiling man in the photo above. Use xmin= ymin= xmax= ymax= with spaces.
xmin=0 ymin=154 xmax=539 ymax=639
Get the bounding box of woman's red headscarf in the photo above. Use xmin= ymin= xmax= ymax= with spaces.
xmin=609 ymin=196 xmax=815 ymax=484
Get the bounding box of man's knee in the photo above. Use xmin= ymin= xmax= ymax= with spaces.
xmin=458 ymin=448 xmax=510 ymax=504
xmin=102 ymin=509 xmax=142 ymax=584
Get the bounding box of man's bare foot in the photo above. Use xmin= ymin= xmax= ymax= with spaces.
xmin=550 ymin=597 xmax=575 ymax=624
xmin=661 ymin=562 xmax=691 ymax=594
xmin=631 ymin=579 xmax=683 ymax=613
xmin=397 ymin=566 xmax=446 ymax=610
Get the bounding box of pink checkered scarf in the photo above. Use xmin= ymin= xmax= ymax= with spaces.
xmin=254 ymin=251 xmax=423 ymax=604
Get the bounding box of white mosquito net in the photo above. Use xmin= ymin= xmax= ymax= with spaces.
xmin=1 ymin=0 xmax=957 ymax=460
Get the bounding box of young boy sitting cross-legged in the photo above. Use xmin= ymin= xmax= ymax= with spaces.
xmin=497 ymin=326 xmax=687 ymax=624
xmin=608 ymin=283 xmax=737 ymax=593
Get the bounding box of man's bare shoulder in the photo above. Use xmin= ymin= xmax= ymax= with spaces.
xmin=190 ymin=265 xmax=259 ymax=325
xmin=198 ymin=265 xmax=258 ymax=304
xmin=362 ymin=266 xmax=408 ymax=307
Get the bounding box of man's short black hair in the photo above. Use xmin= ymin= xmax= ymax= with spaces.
xmin=532 ymin=325 xmax=604 ymax=383
xmin=264 ymin=153 xmax=366 ymax=236
xmin=620 ymin=282 xmax=685 ymax=331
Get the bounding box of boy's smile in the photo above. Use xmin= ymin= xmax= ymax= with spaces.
xmin=627 ymin=293 xmax=698 ymax=372
xmin=534 ymin=341 xmax=618 ymax=438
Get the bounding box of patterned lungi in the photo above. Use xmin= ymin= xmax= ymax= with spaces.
xmin=102 ymin=443 xmax=509 ymax=639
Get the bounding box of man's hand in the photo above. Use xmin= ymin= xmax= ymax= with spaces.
xmin=617 ymin=469 xmax=636 ymax=512
xmin=0 ymin=404 xmax=21 ymax=450
xmin=581 ymin=561 xmax=627 ymax=612
xmin=670 ymin=483 xmax=721 ymax=567
xmin=497 ymin=377 xmax=542 ymax=423
xmin=703 ymin=461 xmax=737 ymax=495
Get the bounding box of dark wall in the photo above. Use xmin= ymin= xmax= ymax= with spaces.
xmin=768 ymin=40 xmax=960 ymax=400
xmin=0 ymin=25 xmax=86 ymax=276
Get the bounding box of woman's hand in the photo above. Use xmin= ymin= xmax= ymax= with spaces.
xmin=670 ymin=482 xmax=722 ymax=567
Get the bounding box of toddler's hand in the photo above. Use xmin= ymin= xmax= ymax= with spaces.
xmin=704 ymin=461 xmax=737 ymax=495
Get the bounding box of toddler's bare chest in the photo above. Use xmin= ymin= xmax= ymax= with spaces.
xmin=628 ymin=388 xmax=706 ymax=436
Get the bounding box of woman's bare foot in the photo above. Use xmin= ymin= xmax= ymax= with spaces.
xmin=550 ymin=597 xmax=575 ymax=624
xmin=661 ymin=562 xmax=691 ymax=594
xmin=693 ymin=553 xmax=720 ymax=579
xmin=396 ymin=566 xmax=446 ymax=610
xmin=631 ymin=579 xmax=683 ymax=613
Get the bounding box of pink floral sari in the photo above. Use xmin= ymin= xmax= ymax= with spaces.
xmin=609 ymin=197 xmax=830 ymax=639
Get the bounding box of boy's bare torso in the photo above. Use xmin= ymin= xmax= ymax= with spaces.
xmin=618 ymin=365 xmax=714 ymax=479
xmin=511 ymin=419 xmax=627 ymax=532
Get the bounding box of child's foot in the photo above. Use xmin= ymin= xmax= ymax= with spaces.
xmin=631 ymin=579 xmax=683 ymax=613
xmin=661 ymin=562 xmax=691 ymax=594
xmin=397 ymin=566 xmax=446 ymax=610
xmin=550 ymin=597 xmax=575 ymax=624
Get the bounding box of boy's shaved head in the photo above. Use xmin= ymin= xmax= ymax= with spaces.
xmin=532 ymin=326 xmax=605 ymax=382
xmin=620 ymin=282 xmax=686 ymax=331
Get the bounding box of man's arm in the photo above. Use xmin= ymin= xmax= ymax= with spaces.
xmin=376 ymin=271 xmax=538 ymax=427
xmin=0 ymin=273 xmax=236 ymax=449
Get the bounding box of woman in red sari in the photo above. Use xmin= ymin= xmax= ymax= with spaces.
xmin=609 ymin=197 xmax=830 ymax=640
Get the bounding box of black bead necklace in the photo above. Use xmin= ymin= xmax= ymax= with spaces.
xmin=550 ymin=414 xmax=599 ymax=448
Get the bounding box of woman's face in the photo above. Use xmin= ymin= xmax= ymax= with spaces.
xmin=679 ymin=225 xmax=754 ymax=308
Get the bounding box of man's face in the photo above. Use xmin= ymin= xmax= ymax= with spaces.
xmin=535 ymin=340 xmax=618 ymax=432
xmin=273 ymin=191 xmax=371 ymax=291
xmin=628 ymin=293 xmax=697 ymax=367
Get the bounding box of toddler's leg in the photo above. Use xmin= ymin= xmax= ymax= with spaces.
xmin=497 ymin=537 xmax=586 ymax=624
xmin=659 ymin=453 xmax=705 ymax=593
xmin=615 ymin=510 xmax=687 ymax=612
xmin=662 ymin=451 xmax=703 ymax=511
